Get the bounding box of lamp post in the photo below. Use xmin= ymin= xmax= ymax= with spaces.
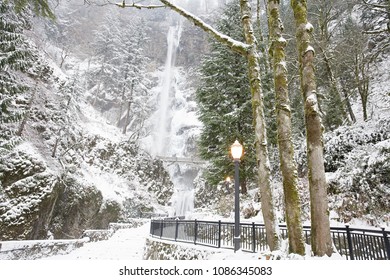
xmin=231 ymin=140 xmax=243 ymax=252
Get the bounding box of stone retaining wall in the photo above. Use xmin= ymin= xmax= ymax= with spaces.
xmin=143 ymin=238 xmax=219 ymax=260
xmin=0 ymin=238 xmax=88 ymax=260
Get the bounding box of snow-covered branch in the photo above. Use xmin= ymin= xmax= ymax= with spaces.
xmin=116 ymin=1 xmax=165 ymax=9
xmin=362 ymin=0 xmax=390 ymax=10
xmin=159 ymin=0 xmax=249 ymax=55
xmin=116 ymin=0 xmax=249 ymax=55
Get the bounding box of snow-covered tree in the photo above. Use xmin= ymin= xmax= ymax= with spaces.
xmin=0 ymin=2 xmax=32 ymax=153
xmin=115 ymin=17 xmax=151 ymax=136
xmin=8 ymin=0 xmax=55 ymax=19
xmin=336 ymin=15 xmax=372 ymax=122
xmin=88 ymin=10 xmax=121 ymax=103
xmin=87 ymin=8 xmax=151 ymax=137
xmin=196 ymin=1 xmax=256 ymax=194
xmin=309 ymin=0 xmax=354 ymax=129
xmin=361 ymin=0 xmax=390 ymax=59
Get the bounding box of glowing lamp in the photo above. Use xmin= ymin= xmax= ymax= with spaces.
xmin=231 ymin=140 xmax=243 ymax=161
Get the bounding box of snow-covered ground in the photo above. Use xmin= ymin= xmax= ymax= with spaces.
xmin=42 ymin=222 xmax=151 ymax=260
xmin=36 ymin=221 xmax=261 ymax=261
xmin=34 ymin=221 xmax=339 ymax=261
xmin=1 ymin=222 xmax=387 ymax=280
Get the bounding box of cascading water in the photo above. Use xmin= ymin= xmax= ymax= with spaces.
xmin=152 ymin=20 xmax=196 ymax=218
xmin=153 ymin=24 xmax=181 ymax=156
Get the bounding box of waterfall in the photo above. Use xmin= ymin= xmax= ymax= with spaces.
xmin=153 ymin=23 xmax=182 ymax=156
xmin=152 ymin=20 xmax=196 ymax=218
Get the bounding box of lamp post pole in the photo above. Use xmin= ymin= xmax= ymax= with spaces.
xmin=234 ymin=158 xmax=240 ymax=252
xmin=231 ymin=140 xmax=243 ymax=253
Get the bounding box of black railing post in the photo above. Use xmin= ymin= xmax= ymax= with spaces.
xmin=194 ymin=219 xmax=198 ymax=245
xmin=346 ymin=225 xmax=354 ymax=260
xmin=175 ymin=219 xmax=179 ymax=241
xmin=160 ymin=220 xmax=163 ymax=239
xmin=252 ymin=222 xmax=256 ymax=253
xmin=382 ymin=228 xmax=390 ymax=260
xmin=218 ymin=220 xmax=222 ymax=248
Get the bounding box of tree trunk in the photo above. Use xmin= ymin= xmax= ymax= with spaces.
xmin=240 ymin=0 xmax=280 ymax=252
xmin=355 ymin=53 xmax=370 ymax=121
xmin=268 ymin=0 xmax=305 ymax=255
xmin=117 ymin=87 xmax=125 ymax=127
xmin=291 ymin=0 xmax=333 ymax=257
xmin=342 ymin=88 xmax=356 ymax=123
xmin=16 ymin=84 xmax=37 ymax=136
xmin=52 ymin=136 xmax=60 ymax=158
xmin=122 ymin=81 xmax=134 ymax=135
xmin=320 ymin=47 xmax=350 ymax=123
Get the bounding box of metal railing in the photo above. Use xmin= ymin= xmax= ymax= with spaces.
xmin=150 ymin=219 xmax=390 ymax=260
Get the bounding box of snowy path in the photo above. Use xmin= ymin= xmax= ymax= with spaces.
xmin=42 ymin=222 xmax=150 ymax=260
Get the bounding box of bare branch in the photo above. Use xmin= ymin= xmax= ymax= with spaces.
xmin=362 ymin=0 xmax=390 ymax=10
xmin=156 ymin=0 xmax=249 ymax=56
xmin=116 ymin=1 xmax=165 ymax=9
xmin=113 ymin=1 xmax=249 ymax=55
xmin=158 ymin=0 xmax=250 ymax=56
xmin=363 ymin=28 xmax=389 ymax=34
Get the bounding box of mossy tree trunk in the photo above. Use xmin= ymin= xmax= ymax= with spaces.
xmin=290 ymin=0 xmax=333 ymax=256
xmin=240 ymin=0 xmax=280 ymax=251
xmin=267 ymin=0 xmax=305 ymax=255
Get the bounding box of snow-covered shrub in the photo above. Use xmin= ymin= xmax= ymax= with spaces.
xmin=324 ymin=118 xmax=390 ymax=172
xmin=295 ymin=118 xmax=390 ymax=175
xmin=294 ymin=118 xmax=390 ymax=225
xmin=327 ymin=139 xmax=390 ymax=225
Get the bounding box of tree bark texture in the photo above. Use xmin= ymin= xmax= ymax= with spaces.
xmin=240 ymin=0 xmax=280 ymax=252
xmin=268 ymin=0 xmax=305 ymax=255
xmin=290 ymin=0 xmax=333 ymax=256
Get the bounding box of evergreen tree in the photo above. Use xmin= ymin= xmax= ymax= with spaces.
xmin=8 ymin=0 xmax=55 ymax=19
xmin=0 ymin=2 xmax=33 ymax=153
xmin=196 ymin=1 xmax=256 ymax=193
